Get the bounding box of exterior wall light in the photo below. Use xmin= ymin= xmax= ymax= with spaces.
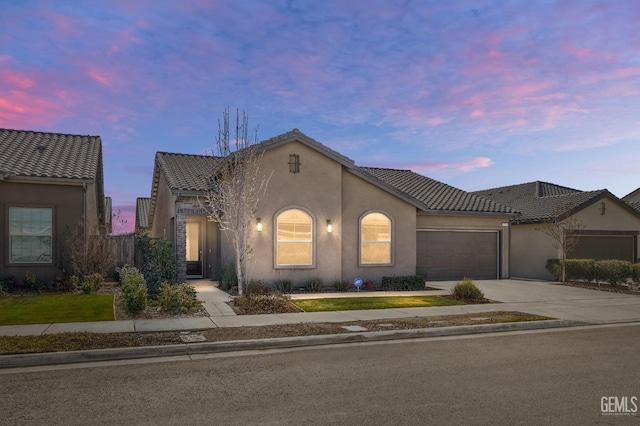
xmin=327 ymin=219 xmax=333 ymax=233
xmin=256 ymin=218 xmax=263 ymax=232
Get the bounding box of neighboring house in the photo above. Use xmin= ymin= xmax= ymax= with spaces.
xmin=474 ymin=181 xmax=640 ymax=280
xmin=623 ymin=188 xmax=640 ymax=214
xmin=147 ymin=129 xmax=515 ymax=283
xmin=0 ymin=128 xmax=107 ymax=283
xmin=135 ymin=197 xmax=150 ymax=234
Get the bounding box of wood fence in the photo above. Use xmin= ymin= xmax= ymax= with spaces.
xmin=90 ymin=235 xmax=135 ymax=277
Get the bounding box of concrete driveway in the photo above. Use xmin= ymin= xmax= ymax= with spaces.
xmin=428 ymin=279 xmax=640 ymax=324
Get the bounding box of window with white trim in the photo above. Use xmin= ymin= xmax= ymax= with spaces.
xmin=360 ymin=212 xmax=391 ymax=264
xmin=276 ymin=208 xmax=312 ymax=266
xmin=9 ymin=207 xmax=53 ymax=263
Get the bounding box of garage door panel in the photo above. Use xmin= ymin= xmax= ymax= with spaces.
xmin=569 ymin=236 xmax=634 ymax=262
xmin=417 ymin=231 xmax=498 ymax=281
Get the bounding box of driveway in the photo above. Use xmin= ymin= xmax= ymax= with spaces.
xmin=428 ymin=279 xmax=640 ymax=324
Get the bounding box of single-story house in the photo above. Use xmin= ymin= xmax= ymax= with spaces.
xmin=474 ymin=181 xmax=640 ymax=280
xmin=147 ymin=129 xmax=515 ymax=284
xmin=0 ymin=128 xmax=107 ymax=283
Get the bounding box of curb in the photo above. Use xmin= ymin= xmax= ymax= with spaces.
xmin=0 ymin=320 xmax=584 ymax=369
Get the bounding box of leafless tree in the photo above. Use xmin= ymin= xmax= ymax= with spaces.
xmin=203 ymin=108 xmax=270 ymax=295
xmin=537 ymin=205 xmax=585 ymax=282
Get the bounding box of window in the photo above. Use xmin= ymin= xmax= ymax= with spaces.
xmin=288 ymin=153 xmax=301 ymax=174
xmin=277 ymin=208 xmax=312 ymax=266
xmin=360 ymin=212 xmax=391 ymax=264
xmin=9 ymin=207 xmax=53 ymax=263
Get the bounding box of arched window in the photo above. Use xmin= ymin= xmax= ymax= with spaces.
xmin=360 ymin=212 xmax=392 ymax=265
xmin=276 ymin=208 xmax=313 ymax=266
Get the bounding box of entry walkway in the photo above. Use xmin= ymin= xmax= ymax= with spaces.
xmin=1 ymin=279 xmax=640 ymax=336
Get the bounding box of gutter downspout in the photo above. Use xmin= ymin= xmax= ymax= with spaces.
xmin=83 ymin=182 xmax=88 ymax=269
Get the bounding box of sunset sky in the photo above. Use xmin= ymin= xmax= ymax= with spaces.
xmin=2 ymin=1 xmax=639 ymax=233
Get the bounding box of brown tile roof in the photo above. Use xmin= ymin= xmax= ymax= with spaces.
xmin=0 ymin=128 xmax=102 ymax=181
xmin=361 ymin=167 xmax=516 ymax=214
xmin=155 ymin=152 xmax=222 ymax=192
xmin=472 ymin=181 xmax=635 ymax=222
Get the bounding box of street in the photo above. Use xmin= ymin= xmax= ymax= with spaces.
xmin=3 ymin=324 xmax=640 ymax=425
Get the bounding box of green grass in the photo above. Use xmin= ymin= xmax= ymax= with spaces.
xmin=0 ymin=294 xmax=115 ymax=325
xmin=293 ymin=296 xmax=465 ymax=312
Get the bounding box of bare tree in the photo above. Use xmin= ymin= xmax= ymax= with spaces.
xmin=203 ymin=108 xmax=270 ymax=295
xmin=537 ymin=205 xmax=585 ymax=282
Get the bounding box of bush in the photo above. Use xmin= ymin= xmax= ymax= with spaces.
xmin=381 ymin=275 xmax=425 ymax=291
xmin=333 ymin=280 xmax=349 ymax=292
xmin=305 ymin=277 xmax=324 ymax=293
xmin=119 ymin=266 xmax=147 ymax=313
xmin=363 ymin=280 xmax=375 ymax=291
xmin=450 ymin=278 xmax=485 ymax=301
xmin=565 ymin=259 xmax=595 ymax=282
xmin=156 ymin=282 xmax=200 ymax=313
xmin=219 ymin=262 xmax=238 ymax=292
xmin=632 ymin=264 xmax=640 ymax=284
xmin=275 ymin=279 xmax=294 ymax=293
xmin=595 ymin=260 xmax=632 ymax=286
xmin=0 ymin=276 xmax=15 ymax=292
xmin=233 ymin=293 xmax=296 ymax=314
xmin=545 ymin=259 xmax=562 ymax=281
xmin=81 ymin=280 xmax=95 ymax=294
xmin=24 ymin=271 xmax=37 ymax=289
xmin=246 ymin=280 xmax=271 ymax=295
xmin=137 ymin=238 xmax=177 ymax=298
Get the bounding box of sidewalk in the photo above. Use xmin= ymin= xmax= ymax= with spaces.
xmin=2 ymin=279 xmax=640 ymax=337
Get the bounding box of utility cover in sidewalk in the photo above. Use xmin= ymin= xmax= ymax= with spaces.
xmin=341 ymin=325 xmax=368 ymax=332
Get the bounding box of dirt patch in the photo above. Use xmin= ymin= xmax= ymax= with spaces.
xmin=558 ymin=281 xmax=640 ymax=295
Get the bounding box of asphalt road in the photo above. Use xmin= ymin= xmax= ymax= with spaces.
xmin=3 ymin=324 xmax=640 ymax=425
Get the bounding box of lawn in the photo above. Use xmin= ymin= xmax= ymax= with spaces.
xmin=292 ymin=296 xmax=465 ymax=312
xmin=0 ymin=294 xmax=115 ymax=325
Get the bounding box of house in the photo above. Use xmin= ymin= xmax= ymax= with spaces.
xmin=147 ymin=129 xmax=515 ymax=284
xmin=474 ymin=181 xmax=640 ymax=280
xmin=135 ymin=197 xmax=150 ymax=234
xmin=0 ymin=128 xmax=107 ymax=283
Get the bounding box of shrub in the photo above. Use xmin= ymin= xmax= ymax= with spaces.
xmin=0 ymin=276 xmax=16 ymax=292
xmin=545 ymin=259 xmax=562 ymax=281
xmin=233 ymin=293 xmax=296 ymax=314
xmin=381 ymin=275 xmax=425 ymax=291
xmin=156 ymin=282 xmax=200 ymax=313
xmin=24 ymin=271 xmax=37 ymax=289
xmin=219 ymin=262 xmax=238 ymax=292
xmin=137 ymin=238 xmax=177 ymax=298
xmin=81 ymin=280 xmax=95 ymax=294
xmin=450 ymin=278 xmax=484 ymax=301
xmin=565 ymin=259 xmax=595 ymax=282
xmin=632 ymin=264 xmax=640 ymax=284
xmin=363 ymin=280 xmax=375 ymax=291
xmin=305 ymin=277 xmax=324 ymax=293
xmin=595 ymin=260 xmax=632 ymax=286
xmin=333 ymin=280 xmax=349 ymax=292
xmin=119 ymin=266 xmax=147 ymax=313
xmin=275 ymin=278 xmax=294 ymax=293
xmin=84 ymin=273 xmax=104 ymax=291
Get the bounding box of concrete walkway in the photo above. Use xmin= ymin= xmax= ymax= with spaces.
xmin=1 ymin=279 xmax=640 ymax=337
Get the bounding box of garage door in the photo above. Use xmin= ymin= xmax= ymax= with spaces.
xmin=569 ymin=235 xmax=636 ymax=262
xmin=417 ymin=231 xmax=498 ymax=281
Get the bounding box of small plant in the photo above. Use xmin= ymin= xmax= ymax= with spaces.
xmin=0 ymin=282 xmax=6 ymax=296
xmin=305 ymin=277 xmax=324 ymax=293
xmin=246 ymin=280 xmax=271 ymax=295
xmin=450 ymin=278 xmax=484 ymax=301
xmin=81 ymin=280 xmax=95 ymax=294
xmin=275 ymin=278 xmax=294 ymax=293
xmin=0 ymin=276 xmax=15 ymax=292
xmin=363 ymin=280 xmax=375 ymax=291
xmin=119 ymin=266 xmax=147 ymax=313
xmin=24 ymin=271 xmax=37 ymax=289
xmin=233 ymin=293 xmax=298 ymax=314
xmin=219 ymin=262 xmax=238 ymax=292
xmin=333 ymin=280 xmax=349 ymax=292
xmin=156 ymin=282 xmax=200 ymax=313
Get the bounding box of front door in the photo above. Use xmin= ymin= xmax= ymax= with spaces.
xmin=186 ymin=220 xmax=203 ymax=278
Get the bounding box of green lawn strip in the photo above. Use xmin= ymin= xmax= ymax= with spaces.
xmin=0 ymin=294 xmax=114 ymax=325
xmin=293 ymin=295 xmax=465 ymax=312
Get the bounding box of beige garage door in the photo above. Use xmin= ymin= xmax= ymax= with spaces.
xmin=569 ymin=235 xmax=635 ymax=262
xmin=417 ymin=231 xmax=498 ymax=280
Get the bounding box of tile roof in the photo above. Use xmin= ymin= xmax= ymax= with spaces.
xmin=361 ymin=167 xmax=516 ymax=214
xmin=136 ymin=197 xmax=150 ymax=229
xmin=155 ymin=152 xmax=222 ymax=192
xmin=0 ymin=128 xmax=102 ymax=180
xmin=627 ymin=200 xmax=640 ymax=214
xmin=473 ymin=181 xmax=619 ymax=222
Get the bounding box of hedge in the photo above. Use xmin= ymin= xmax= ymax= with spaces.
xmin=546 ymin=258 xmax=635 ymax=286
xmin=381 ymin=275 xmax=425 ymax=291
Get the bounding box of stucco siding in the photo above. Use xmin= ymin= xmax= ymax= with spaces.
xmin=150 ymin=175 xmax=176 ymax=240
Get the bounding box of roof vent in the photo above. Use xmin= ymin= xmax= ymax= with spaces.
xmin=36 ymin=145 xmax=46 ymax=153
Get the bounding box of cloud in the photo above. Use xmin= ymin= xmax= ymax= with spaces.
xmin=383 ymin=157 xmax=495 ymax=176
